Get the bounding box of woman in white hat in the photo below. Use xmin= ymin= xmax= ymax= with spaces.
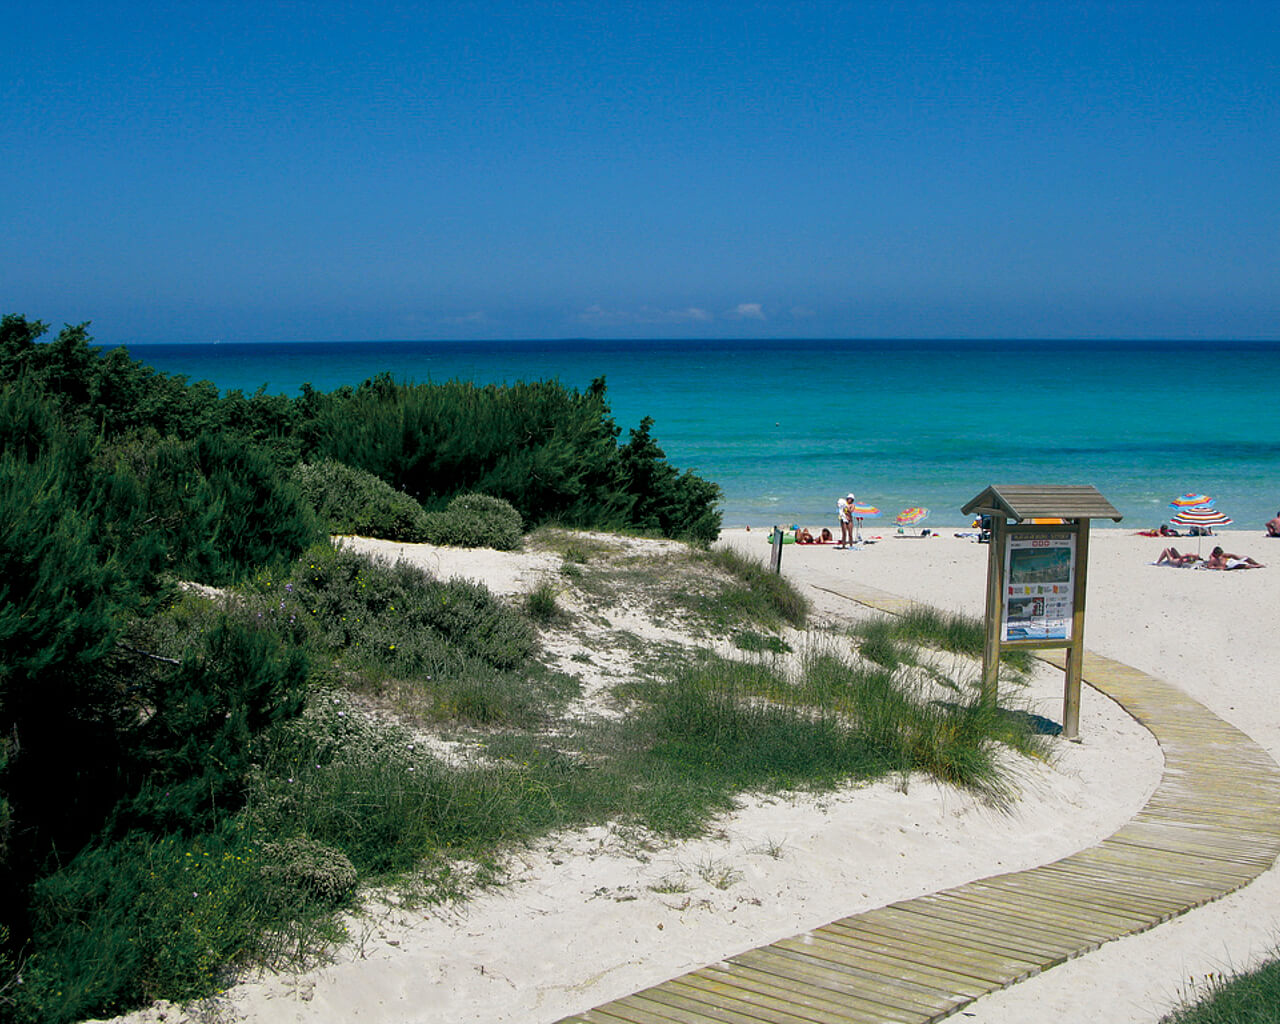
xmin=838 ymin=493 xmax=855 ymax=548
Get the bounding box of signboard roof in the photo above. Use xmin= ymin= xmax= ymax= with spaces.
xmin=961 ymin=485 xmax=1123 ymax=522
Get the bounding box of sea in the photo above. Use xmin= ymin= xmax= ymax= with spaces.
xmin=119 ymin=338 xmax=1280 ymax=533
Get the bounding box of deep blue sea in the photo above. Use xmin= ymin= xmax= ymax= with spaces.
xmin=120 ymin=339 xmax=1280 ymax=532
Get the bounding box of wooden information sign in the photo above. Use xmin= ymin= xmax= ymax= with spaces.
xmin=962 ymin=485 xmax=1122 ymax=740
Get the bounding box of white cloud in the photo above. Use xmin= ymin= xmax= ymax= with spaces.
xmin=578 ymin=304 xmax=713 ymax=326
xmin=727 ymin=302 xmax=766 ymax=320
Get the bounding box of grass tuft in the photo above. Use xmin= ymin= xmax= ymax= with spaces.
xmin=1161 ymin=957 xmax=1280 ymax=1023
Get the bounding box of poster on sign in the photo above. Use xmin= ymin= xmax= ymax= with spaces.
xmin=1003 ymin=532 xmax=1076 ymax=642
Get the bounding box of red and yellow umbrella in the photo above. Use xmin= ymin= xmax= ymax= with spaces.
xmin=1170 ymin=493 xmax=1214 ymax=509
xmin=896 ymin=507 xmax=929 ymax=526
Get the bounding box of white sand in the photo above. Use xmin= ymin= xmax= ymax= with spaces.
xmin=99 ymin=528 xmax=1280 ymax=1024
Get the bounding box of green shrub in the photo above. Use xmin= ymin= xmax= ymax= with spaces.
xmin=290 ymin=459 xmax=431 ymax=541
xmin=117 ymin=616 xmax=310 ymax=836
xmin=290 ymin=544 xmax=536 ymax=672
xmin=524 ymin=582 xmax=563 ymax=625
xmin=259 ymin=837 xmax=357 ymax=908
xmin=618 ymin=416 xmax=723 ymax=543
xmin=13 ymin=832 xmax=271 ymax=1024
xmin=176 ymin=433 xmax=323 ymax=586
xmin=419 ymin=492 xmax=523 ymax=550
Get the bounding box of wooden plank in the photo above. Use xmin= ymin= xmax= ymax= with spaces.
xmin=860 ymin=904 xmax=1073 ymax=964
xmin=706 ymin=962 xmax=927 ymax=1023
xmin=623 ymin=989 xmax=779 ymax=1024
xmin=728 ymin=947 xmax=956 ymax=1016
xmin=877 ymin=915 xmax=1069 ymax=967
xmin=668 ymin=973 xmax=867 ymax=1024
xmin=964 ymin=877 xmax=1166 ymax=931
xmin=1030 ymin=863 xmax=1201 ymax=914
xmin=922 ymin=888 xmax=1117 ymax=941
xmin=814 ymin=921 xmax=1039 ymax=986
xmin=769 ymin=933 xmax=993 ymax=999
xmin=904 ymin=892 xmax=1101 ymax=950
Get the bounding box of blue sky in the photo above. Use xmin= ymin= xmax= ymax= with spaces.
xmin=5 ymin=1 xmax=1277 ymax=343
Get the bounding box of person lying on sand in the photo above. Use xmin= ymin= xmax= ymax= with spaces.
xmin=1155 ymin=547 xmax=1201 ymax=567
xmin=1204 ymin=546 xmax=1265 ymax=570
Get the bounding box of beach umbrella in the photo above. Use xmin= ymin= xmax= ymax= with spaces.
xmin=850 ymin=503 xmax=880 ymax=541
xmin=1170 ymin=493 xmax=1214 ymax=510
xmin=1169 ymin=505 xmax=1233 ymax=553
xmin=895 ymin=506 xmax=929 ymax=537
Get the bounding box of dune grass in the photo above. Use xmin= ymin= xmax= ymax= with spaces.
xmin=1161 ymin=958 xmax=1280 ymax=1024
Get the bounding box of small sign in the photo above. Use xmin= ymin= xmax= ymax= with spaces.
xmin=1002 ymin=531 xmax=1076 ymax=642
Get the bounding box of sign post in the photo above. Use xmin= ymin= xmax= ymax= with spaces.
xmin=962 ymin=486 xmax=1120 ymax=741
xmin=769 ymin=526 xmax=784 ymax=574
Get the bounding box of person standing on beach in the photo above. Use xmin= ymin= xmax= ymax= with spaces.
xmin=838 ymin=493 xmax=855 ymax=548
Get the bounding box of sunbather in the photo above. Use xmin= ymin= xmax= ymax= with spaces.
xmin=1204 ymin=546 xmax=1265 ymax=570
xmin=1156 ymin=547 xmax=1200 ymax=567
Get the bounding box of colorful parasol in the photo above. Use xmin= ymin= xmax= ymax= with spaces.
xmin=848 ymin=503 xmax=880 ymax=542
xmin=1170 ymin=493 xmax=1214 ymax=509
xmin=895 ymin=507 xmax=929 ymax=526
xmin=1169 ymin=505 xmax=1233 ymax=552
xmin=1169 ymin=506 xmax=1232 ymax=528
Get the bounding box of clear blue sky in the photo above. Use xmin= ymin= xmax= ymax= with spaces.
xmin=5 ymin=1 xmax=1277 ymax=343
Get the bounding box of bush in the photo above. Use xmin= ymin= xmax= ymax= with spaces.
xmin=524 ymin=582 xmax=563 ymax=625
xmin=259 ymin=837 xmax=357 ymax=908
xmin=290 ymin=459 xmax=431 ymax=541
xmin=117 ymin=616 xmax=310 ymax=836
xmin=12 ymin=832 xmax=269 ymax=1024
xmin=175 ymin=433 xmax=323 ymax=585
xmin=290 ymin=544 xmax=536 ymax=672
xmin=419 ymin=492 xmax=523 ymax=550
xmin=618 ymin=416 xmax=723 ymax=544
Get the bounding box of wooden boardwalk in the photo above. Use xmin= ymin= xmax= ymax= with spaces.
xmin=553 ymin=584 xmax=1280 ymax=1024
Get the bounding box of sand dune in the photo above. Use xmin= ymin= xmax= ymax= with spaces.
xmin=95 ymin=527 xmax=1280 ymax=1024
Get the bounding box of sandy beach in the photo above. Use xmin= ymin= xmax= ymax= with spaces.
xmin=100 ymin=526 xmax=1280 ymax=1024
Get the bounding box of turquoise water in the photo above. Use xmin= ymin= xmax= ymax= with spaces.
xmin=122 ymin=339 xmax=1280 ymax=531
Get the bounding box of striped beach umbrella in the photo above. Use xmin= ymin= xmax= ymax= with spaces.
xmin=1169 ymin=505 xmax=1233 ymax=552
xmin=1169 ymin=506 xmax=1232 ymax=529
xmin=896 ymin=507 xmax=929 ymax=526
xmin=1170 ymin=493 xmax=1214 ymax=509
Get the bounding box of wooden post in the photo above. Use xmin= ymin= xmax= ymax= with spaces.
xmin=980 ymin=517 xmax=1006 ymax=706
xmin=1062 ymin=519 xmax=1090 ymax=741
xmin=769 ymin=526 xmax=783 ymax=574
